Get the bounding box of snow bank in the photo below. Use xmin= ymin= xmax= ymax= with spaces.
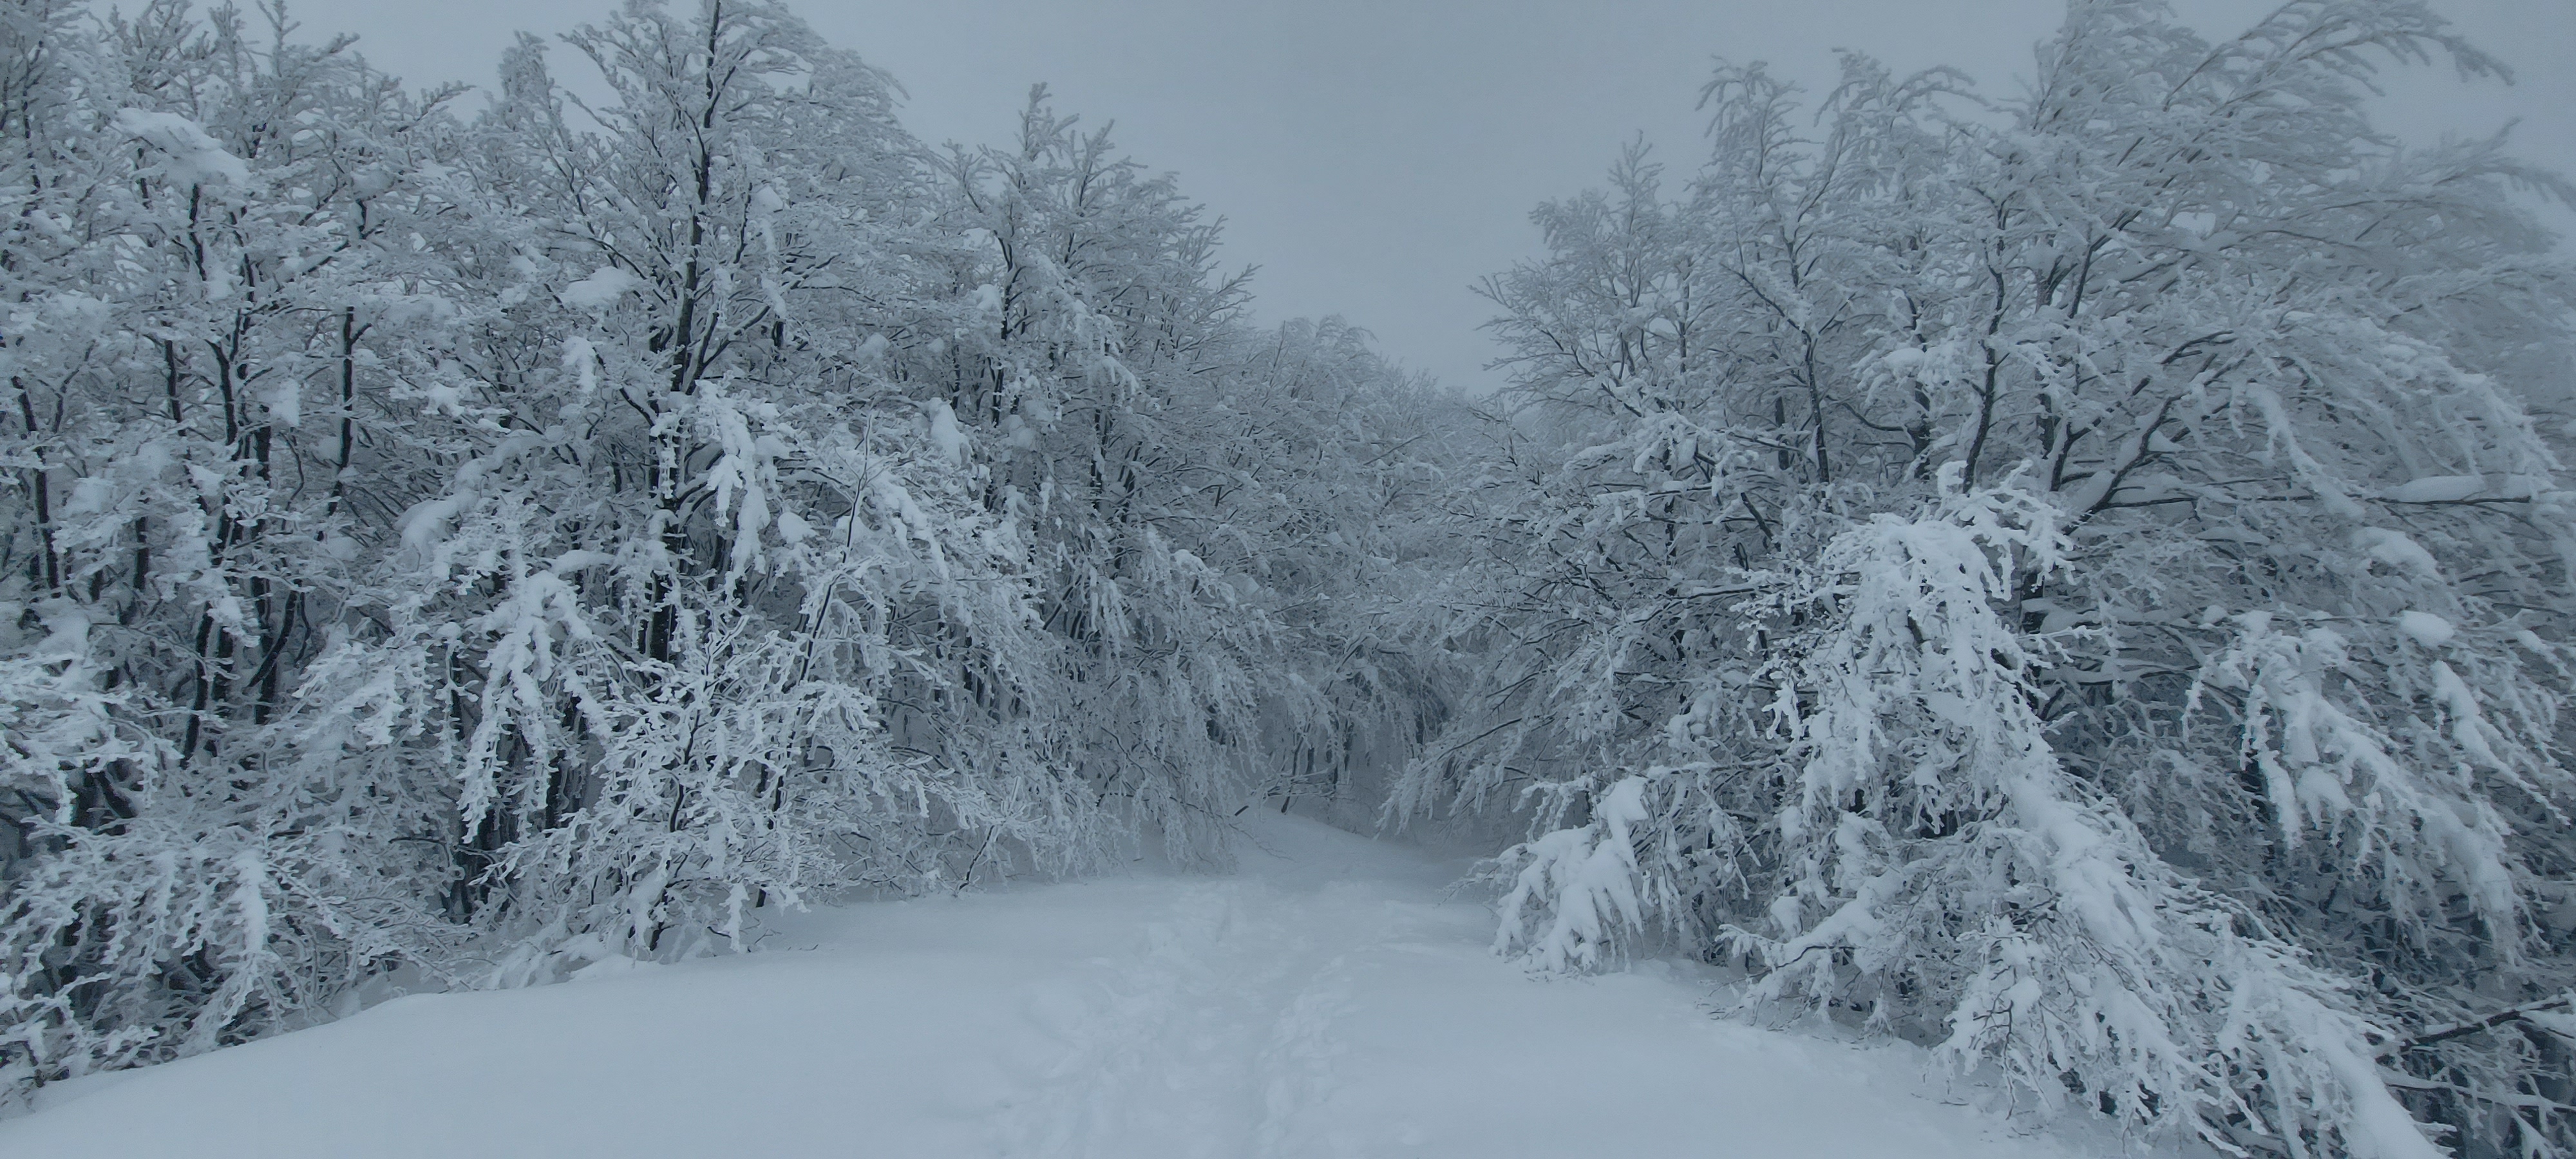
xmin=0 ymin=816 xmax=2163 ymax=1158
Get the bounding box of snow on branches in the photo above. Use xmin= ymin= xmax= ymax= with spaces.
xmin=0 ymin=0 xmax=1445 ymax=1107
xmin=1409 ymin=0 xmax=2576 ymax=1153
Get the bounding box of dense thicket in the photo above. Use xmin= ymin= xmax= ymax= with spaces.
xmin=1398 ymin=1 xmax=2576 ymax=1155
xmin=0 ymin=0 xmax=1456 ymax=1102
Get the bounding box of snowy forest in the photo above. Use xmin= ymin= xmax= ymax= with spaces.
xmin=2 ymin=0 xmax=2571 ymax=1156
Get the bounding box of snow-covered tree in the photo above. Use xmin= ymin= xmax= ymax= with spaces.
xmin=0 ymin=0 xmax=487 ymax=1091
xmin=1408 ymin=2 xmax=2576 ymax=1154
xmin=926 ymin=91 xmax=1466 ymax=854
xmin=0 ymin=0 xmax=1448 ymax=1102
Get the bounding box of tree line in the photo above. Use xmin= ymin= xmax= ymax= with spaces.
xmin=0 ymin=0 xmax=1457 ymax=1112
xmin=1406 ymin=2 xmax=2576 ymax=1154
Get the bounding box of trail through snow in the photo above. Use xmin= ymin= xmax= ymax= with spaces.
xmin=1 ymin=815 xmax=2158 ymax=1157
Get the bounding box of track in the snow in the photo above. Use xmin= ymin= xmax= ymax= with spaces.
xmin=0 ymin=815 xmax=2157 ymax=1158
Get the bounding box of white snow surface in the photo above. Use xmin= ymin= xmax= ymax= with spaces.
xmin=2398 ymin=610 xmax=2459 ymax=646
xmin=111 ymin=109 xmax=250 ymax=186
xmin=561 ymin=265 xmax=643 ymax=310
xmin=0 ymin=815 xmax=2160 ymax=1158
xmin=2383 ymin=475 xmax=2487 ymax=504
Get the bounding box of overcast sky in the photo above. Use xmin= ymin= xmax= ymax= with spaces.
xmin=287 ymin=0 xmax=2573 ymax=393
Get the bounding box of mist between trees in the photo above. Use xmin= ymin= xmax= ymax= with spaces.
xmin=1 ymin=1 xmax=2570 ymax=1156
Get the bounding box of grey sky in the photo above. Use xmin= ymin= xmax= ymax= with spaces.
xmin=296 ymin=0 xmax=2573 ymax=393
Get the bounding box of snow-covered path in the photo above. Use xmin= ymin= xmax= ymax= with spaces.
xmin=1 ymin=816 xmax=2147 ymax=1157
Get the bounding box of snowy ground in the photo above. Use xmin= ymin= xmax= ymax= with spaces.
xmin=1 ymin=815 xmax=2162 ymax=1158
